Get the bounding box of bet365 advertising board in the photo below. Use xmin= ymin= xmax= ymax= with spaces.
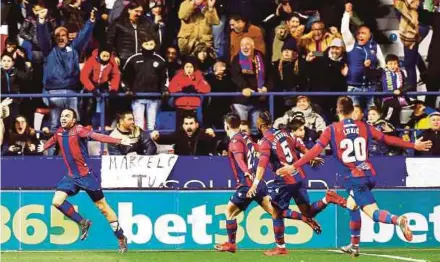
xmin=1 ymin=190 xmax=439 ymax=250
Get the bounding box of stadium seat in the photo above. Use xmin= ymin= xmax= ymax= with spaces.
xmin=156 ymin=111 xmax=176 ymax=131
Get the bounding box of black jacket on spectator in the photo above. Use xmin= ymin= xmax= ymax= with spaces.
xmin=19 ymin=15 xmax=57 ymax=51
xmin=166 ymin=61 xmax=181 ymax=80
xmin=108 ymin=126 xmax=157 ymax=155
xmin=1 ymin=67 xmax=32 ymax=94
xmin=156 ymin=128 xmax=217 ymax=156
xmin=122 ymin=52 xmax=167 ymax=94
xmin=300 ymin=49 xmax=347 ymax=93
xmin=106 ymin=16 xmax=158 ymax=61
xmin=204 ymin=72 xmax=237 ymax=128
xmin=6 ymin=128 xmax=39 ymax=156
xmin=415 ymin=129 xmax=440 ymax=156
xmin=62 ymin=5 xmax=86 ymax=33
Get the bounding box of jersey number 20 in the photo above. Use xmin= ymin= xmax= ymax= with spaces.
xmin=340 ymin=137 xmax=367 ymax=163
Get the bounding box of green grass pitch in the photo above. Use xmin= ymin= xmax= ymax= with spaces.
xmin=2 ymin=249 xmax=439 ymax=262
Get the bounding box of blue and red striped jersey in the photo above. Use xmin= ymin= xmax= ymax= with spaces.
xmin=44 ymin=125 xmax=121 ymax=178
xmin=294 ymin=119 xmax=416 ymax=179
xmin=228 ymin=132 xmax=258 ymax=187
xmin=258 ymin=128 xmax=307 ymax=185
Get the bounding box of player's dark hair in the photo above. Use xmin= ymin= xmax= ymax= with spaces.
xmin=61 ymin=108 xmax=77 ymax=120
xmin=368 ymin=106 xmax=381 ymax=115
xmin=354 ymin=104 xmax=363 ymax=112
xmin=257 ymin=111 xmax=272 ymax=129
xmin=385 ymin=54 xmax=399 ymax=64
xmin=288 ymin=118 xmax=305 ymax=132
xmin=224 ymin=113 xmax=241 ymax=129
xmin=337 ymin=96 xmax=354 ymax=116
xmin=116 ymin=111 xmax=134 ymax=123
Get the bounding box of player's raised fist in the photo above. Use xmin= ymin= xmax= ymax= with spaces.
xmin=150 ymin=131 xmax=160 ymax=141
xmin=414 ymin=137 xmax=432 ymax=151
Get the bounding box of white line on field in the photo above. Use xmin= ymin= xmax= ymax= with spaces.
xmin=326 ymin=250 xmax=428 ymax=262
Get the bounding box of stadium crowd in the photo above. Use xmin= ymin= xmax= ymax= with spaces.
xmin=1 ymin=0 xmax=440 ymax=156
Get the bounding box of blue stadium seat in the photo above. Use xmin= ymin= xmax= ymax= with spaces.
xmin=156 ymin=111 xmax=176 ymax=130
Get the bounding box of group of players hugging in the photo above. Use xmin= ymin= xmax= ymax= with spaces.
xmin=39 ymin=97 xmax=432 ymax=256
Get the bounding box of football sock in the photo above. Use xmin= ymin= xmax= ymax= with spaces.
xmin=56 ymin=201 xmax=84 ymax=224
xmin=349 ymin=209 xmax=361 ymax=246
xmin=110 ymin=221 xmax=125 ymax=239
xmin=372 ymin=210 xmax=399 ymax=225
xmin=310 ymin=200 xmax=327 ymax=217
xmin=272 ymin=218 xmax=285 ymax=247
xmin=282 ymin=209 xmax=307 ymax=222
xmin=226 ymin=219 xmax=237 ymax=244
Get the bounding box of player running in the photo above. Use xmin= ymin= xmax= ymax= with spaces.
xmin=255 ymin=111 xmax=347 ymax=256
xmin=38 ymin=108 xmax=131 ymax=253
xmin=276 ymin=97 xmax=432 ymax=257
xmin=215 ymin=113 xmax=280 ymax=253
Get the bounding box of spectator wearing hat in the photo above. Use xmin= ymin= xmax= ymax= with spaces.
xmin=230 ymin=37 xmax=270 ymax=129
xmin=169 ymin=56 xmax=211 ymax=126
xmin=177 ymin=0 xmax=219 ymax=56
xmin=416 ymin=112 xmax=440 ymax=156
xmin=274 ymin=95 xmax=326 ymax=136
xmin=300 ymin=37 xmax=348 ymax=121
xmin=37 ymin=8 xmax=95 ymax=130
xmin=122 ymin=37 xmax=168 ymax=131
xmin=272 ymin=38 xmax=302 ymax=116
xmin=80 ymin=47 xmax=121 ymax=128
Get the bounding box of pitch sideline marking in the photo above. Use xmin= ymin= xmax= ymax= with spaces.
xmin=326 ymin=249 xmax=428 ymax=262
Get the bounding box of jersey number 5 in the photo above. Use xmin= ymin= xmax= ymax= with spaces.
xmin=281 ymin=140 xmax=294 ymax=164
xmin=340 ymin=137 xmax=367 ymax=163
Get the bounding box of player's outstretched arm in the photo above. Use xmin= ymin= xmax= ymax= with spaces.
xmin=276 ymin=143 xmax=324 ymax=177
xmin=370 ymin=126 xmax=432 ymax=151
xmin=247 ymin=140 xmax=270 ymax=198
xmin=76 ymin=125 xmax=129 ymax=145
xmin=37 ymin=137 xmax=56 ymax=152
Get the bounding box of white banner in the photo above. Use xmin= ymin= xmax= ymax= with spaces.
xmin=406 ymin=158 xmax=440 ymax=187
xmin=101 ymin=154 xmax=178 ymax=188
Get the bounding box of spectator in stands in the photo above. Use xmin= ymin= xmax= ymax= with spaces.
xmin=229 ymin=15 xmax=266 ymax=60
xmin=419 ymin=5 xmax=440 ymax=109
xmin=6 ymin=115 xmax=39 ymax=156
xmin=3 ymin=38 xmax=28 ymax=70
xmin=192 ymin=43 xmax=216 ymax=75
xmin=169 ymin=56 xmax=211 ymax=126
xmin=271 ymin=14 xmax=305 ymax=63
xmin=37 ymin=8 xmax=95 ymax=130
xmin=230 ymin=37 xmax=269 ymax=129
xmin=381 ymin=54 xmax=409 ymax=128
xmin=404 ymin=100 xmax=437 ymax=140
xmin=146 ymin=1 xmax=166 ymax=47
xmin=212 ymin=0 xmax=227 ymax=59
xmin=61 ymin=0 xmax=85 ymax=36
xmin=394 ymin=0 xmax=423 ymax=91
xmin=165 ymin=45 xmax=181 ymax=80
xmin=106 ymin=1 xmax=157 ymax=66
xmin=19 ymin=2 xmax=57 ymax=66
xmin=204 ymin=60 xmax=236 ymax=129
xmin=1 ymin=52 xmax=32 ymax=135
xmin=108 ymin=111 xmax=157 ymax=155
xmin=80 ymin=47 xmax=121 ymax=128
xmin=150 ymin=115 xmax=217 ymax=155
xmin=352 ymin=105 xmax=365 ymax=121
xmin=342 ymin=3 xmax=385 ymax=110
xmin=300 ymin=38 xmax=348 ymax=120
xmin=0 ymin=98 xmax=12 ymax=146
xmin=122 ymin=37 xmax=168 ymax=131
xmin=274 ymin=95 xmax=326 ymax=136
xmin=272 ymin=39 xmax=301 ymax=115
xmin=0 ymin=0 xmax=23 ymax=43
xmin=416 ymin=111 xmax=440 ymax=156
xmin=177 ymin=0 xmax=219 ymax=55
xmin=298 ymin=20 xmax=339 ymax=56
xmin=367 ymin=107 xmax=399 ymax=156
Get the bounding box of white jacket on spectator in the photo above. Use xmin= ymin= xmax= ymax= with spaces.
xmin=274 ymin=107 xmax=326 ymax=132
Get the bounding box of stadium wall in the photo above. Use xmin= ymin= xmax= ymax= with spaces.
xmin=1 ymin=190 xmax=440 ymax=250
